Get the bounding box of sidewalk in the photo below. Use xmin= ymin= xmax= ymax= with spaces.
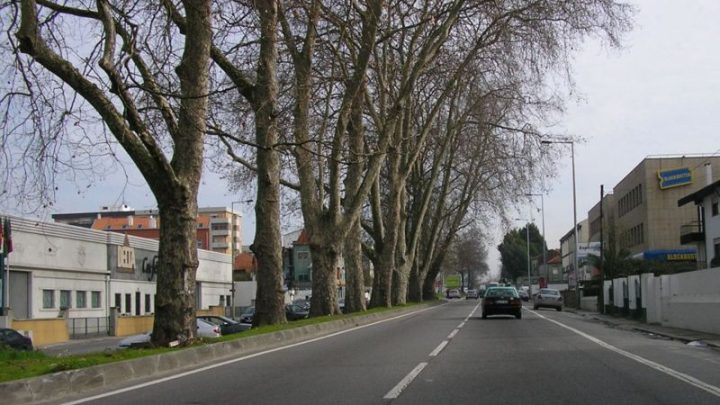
xmin=565 ymin=307 xmax=720 ymax=349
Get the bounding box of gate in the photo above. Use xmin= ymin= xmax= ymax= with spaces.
xmin=67 ymin=317 xmax=110 ymax=338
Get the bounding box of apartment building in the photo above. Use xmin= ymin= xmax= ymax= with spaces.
xmin=53 ymin=205 xmax=242 ymax=257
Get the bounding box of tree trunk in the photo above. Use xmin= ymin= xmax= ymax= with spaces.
xmin=252 ymin=0 xmax=286 ymax=326
xmin=343 ymin=219 xmax=366 ymax=313
xmin=309 ymin=237 xmax=341 ymax=316
xmin=153 ymin=199 xmax=199 ymax=343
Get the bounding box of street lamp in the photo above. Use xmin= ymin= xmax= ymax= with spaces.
xmin=541 ymin=139 xmax=579 ymax=307
xmin=514 ymin=218 xmax=531 ymax=297
xmin=526 ymin=193 xmax=546 ymax=284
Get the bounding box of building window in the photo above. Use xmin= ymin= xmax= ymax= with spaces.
xmin=43 ymin=290 xmax=55 ymax=309
xmin=92 ymin=291 xmax=101 ymax=308
xmin=125 ymin=294 xmax=132 ymax=314
xmin=219 ymin=296 xmax=225 ymax=306
xmin=76 ymin=291 xmax=87 ymax=308
xmin=60 ymin=290 xmax=71 ymax=309
xmin=115 ymin=293 xmax=122 ymax=311
xmin=712 ymin=199 xmax=719 ymax=217
xmin=145 ymin=294 xmax=151 ymax=313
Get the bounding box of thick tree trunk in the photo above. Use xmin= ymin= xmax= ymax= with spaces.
xmin=309 ymin=238 xmax=341 ymax=316
xmin=252 ymin=0 xmax=286 ymax=326
xmin=343 ymin=219 xmax=366 ymax=313
xmin=153 ymin=199 xmax=200 ymax=343
xmin=408 ymin=264 xmax=423 ymax=302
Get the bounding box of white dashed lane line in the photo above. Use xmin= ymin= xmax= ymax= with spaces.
xmin=383 ymin=302 xmax=481 ymax=400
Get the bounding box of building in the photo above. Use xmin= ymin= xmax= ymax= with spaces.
xmin=53 ymin=205 xmax=242 ymax=257
xmin=281 ymin=229 xmax=346 ymax=294
xmin=678 ymin=171 xmax=720 ymax=268
xmin=559 ymin=219 xmax=588 ymax=286
xmin=1 ymin=215 xmax=231 ymax=322
xmin=610 ymin=156 xmax=720 ymax=263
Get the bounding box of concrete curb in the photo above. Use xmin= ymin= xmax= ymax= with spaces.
xmin=1 ymin=303 xmax=439 ymax=404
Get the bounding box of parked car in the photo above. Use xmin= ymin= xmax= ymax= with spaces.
xmin=0 ymin=328 xmax=33 ymax=350
xmin=466 ymin=289 xmax=479 ymax=299
xmin=533 ymin=288 xmax=563 ymax=311
xmin=447 ymin=289 xmax=461 ymax=299
xmin=292 ymin=299 xmax=311 ymax=311
xmin=198 ymin=315 xmax=251 ymax=335
xmin=285 ymin=303 xmax=310 ymax=321
xmin=482 ymin=287 xmax=522 ymax=319
xmin=118 ymin=319 xmax=221 ymax=348
xmin=239 ymin=306 xmax=255 ymax=324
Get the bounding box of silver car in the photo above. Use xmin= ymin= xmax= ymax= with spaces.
xmin=532 ymin=288 xmax=563 ymax=311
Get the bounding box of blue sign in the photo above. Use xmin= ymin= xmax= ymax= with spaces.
xmin=643 ymin=248 xmax=696 ymax=262
xmin=658 ymin=167 xmax=692 ymax=189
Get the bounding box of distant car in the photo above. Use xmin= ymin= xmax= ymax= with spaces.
xmin=198 ymin=315 xmax=250 ymax=335
xmin=285 ymin=303 xmax=310 ymax=321
xmin=239 ymin=306 xmax=255 ymax=324
xmin=447 ymin=289 xmax=461 ymax=299
xmin=533 ymin=288 xmax=563 ymax=311
xmin=519 ymin=289 xmax=530 ymax=301
xmin=292 ymin=299 xmax=311 ymax=310
xmin=0 ymin=328 xmax=33 ymax=350
xmin=466 ymin=289 xmax=479 ymax=299
xmin=482 ymin=287 xmax=522 ymax=319
xmin=118 ymin=319 xmax=221 ymax=348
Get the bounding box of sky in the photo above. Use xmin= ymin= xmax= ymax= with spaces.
xmin=3 ymin=0 xmax=720 ymax=277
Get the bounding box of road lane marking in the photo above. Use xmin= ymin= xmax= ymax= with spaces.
xmin=61 ymin=304 xmax=444 ymax=405
xmin=448 ymin=329 xmax=459 ymax=339
xmin=383 ymin=362 xmax=428 ymax=399
xmin=429 ymin=340 xmax=449 ymax=357
xmin=532 ymin=310 xmax=720 ymax=398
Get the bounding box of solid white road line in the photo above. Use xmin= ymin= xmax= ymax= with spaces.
xmin=532 ymin=310 xmax=720 ymax=398
xmin=383 ymin=362 xmax=428 ymax=399
xmin=448 ymin=329 xmax=460 ymax=339
xmin=429 ymin=340 xmax=449 ymax=357
xmin=62 ymin=304 xmax=444 ymax=405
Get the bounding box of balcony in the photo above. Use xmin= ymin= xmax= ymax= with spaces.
xmin=211 ymin=241 xmax=229 ymax=249
xmin=680 ymin=222 xmax=704 ymax=245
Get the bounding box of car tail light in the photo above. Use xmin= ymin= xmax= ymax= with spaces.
xmin=214 ymin=327 xmax=220 ymax=334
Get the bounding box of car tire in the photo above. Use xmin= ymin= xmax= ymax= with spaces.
xmin=557 ymin=306 xmax=562 ymax=312
xmin=482 ymin=312 xmax=487 ymax=319
xmin=533 ymin=305 xmax=538 ymax=310
xmin=515 ymin=311 xmax=522 ymax=319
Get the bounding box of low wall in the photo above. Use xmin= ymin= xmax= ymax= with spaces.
xmin=661 ymin=268 xmax=720 ymax=335
xmin=11 ymin=318 xmax=69 ymax=347
xmin=197 ymin=306 xmax=225 ymax=317
xmin=580 ymin=296 xmax=597 ymax=312
xmin=115 ymin=315 xmax=154 ymax=337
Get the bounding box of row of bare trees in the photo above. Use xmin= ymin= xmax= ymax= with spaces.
xmin=1 ymin=1 xmax=632 ymax=345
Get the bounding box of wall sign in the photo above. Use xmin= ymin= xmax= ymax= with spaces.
xmin=142 ymin=256 xmax=158 ymax=281
xmin=658 ymin=167 xmax=692 ymax=189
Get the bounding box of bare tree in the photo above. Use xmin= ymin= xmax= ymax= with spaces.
xmin=7 ymin=0 xmax=213 ymax=345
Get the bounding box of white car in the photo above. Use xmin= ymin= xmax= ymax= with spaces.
xmin=119 ymin=318 xmax=221 ymax=348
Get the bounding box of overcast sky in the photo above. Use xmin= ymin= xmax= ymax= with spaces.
xmin=4 ymin=1 xmax=719 ymax=278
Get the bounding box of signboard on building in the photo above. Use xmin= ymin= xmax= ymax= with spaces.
xmin=642 ymin=249 xmax=697 ymax=262
xmin=658 ymin=167 xmax=692 ymax=189
xmin=577 ymin=242 xmax=601 ymax=261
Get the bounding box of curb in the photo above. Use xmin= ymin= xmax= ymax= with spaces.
xmin=0 ymin=303 xmax=438 ymax=405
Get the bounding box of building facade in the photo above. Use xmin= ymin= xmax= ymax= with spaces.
xmin=678 ymin=176 xmax=720 ymax=268
xmin=2 ymin=215 xmax=231 ymax=321
xmin=611 ymin=156 xmax=720 ymax=263
xmin=560 ymin=219 xmax=588 ymax=286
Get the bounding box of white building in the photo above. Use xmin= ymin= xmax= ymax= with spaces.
xmin=2 ymin=215 xmax=231 ymax=321
xmin=678 ymin=177 xmax=720 ymax=269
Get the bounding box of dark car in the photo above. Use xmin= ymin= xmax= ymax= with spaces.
xmin=0 ymin=328 xmax=33 ymax=350
xmin=198 ymin=315 xmax=251 ymax=335
xmin=285 ymin=303 xmax=310 ymax=321
xmin=482 ymin=287 xmax=522 ymax=319
xmin=239 ymin=306 xmax=255 ymax=324
xmin=519 ymin=289 xmax=530 ymax=301
xmin=533 ymin=288 xmax=563 ymax=311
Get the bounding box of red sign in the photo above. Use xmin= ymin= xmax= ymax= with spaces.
xmin=539 ymin=277 xmax=547 ymax=288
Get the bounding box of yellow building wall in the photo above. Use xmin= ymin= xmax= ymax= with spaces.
xmin=115 ymin=315 xmax=154 ymax=337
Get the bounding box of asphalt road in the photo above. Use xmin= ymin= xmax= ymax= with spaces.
xmin=57 ymin=300 xmax=720 ymax=405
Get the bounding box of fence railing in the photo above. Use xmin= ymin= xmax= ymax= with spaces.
xmin=67 ymin=317 xmax=110 ymax=338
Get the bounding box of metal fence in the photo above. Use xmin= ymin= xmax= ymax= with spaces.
xmin=67 ymin=317 xmax=110 ymax=338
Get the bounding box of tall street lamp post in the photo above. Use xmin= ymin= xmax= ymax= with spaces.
xmin=515 ymin=218 xmax=531 ymax=297
xmin=541 ymin=139 xmax=579 ymax=308
xmin=526 ymin=193 xmax=546 ymax=283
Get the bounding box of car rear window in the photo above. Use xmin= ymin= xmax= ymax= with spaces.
xmin=540 ymin=289 xmax=560 ymax=296
xmin=485 ymin=288 xmax=518 ymax=298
